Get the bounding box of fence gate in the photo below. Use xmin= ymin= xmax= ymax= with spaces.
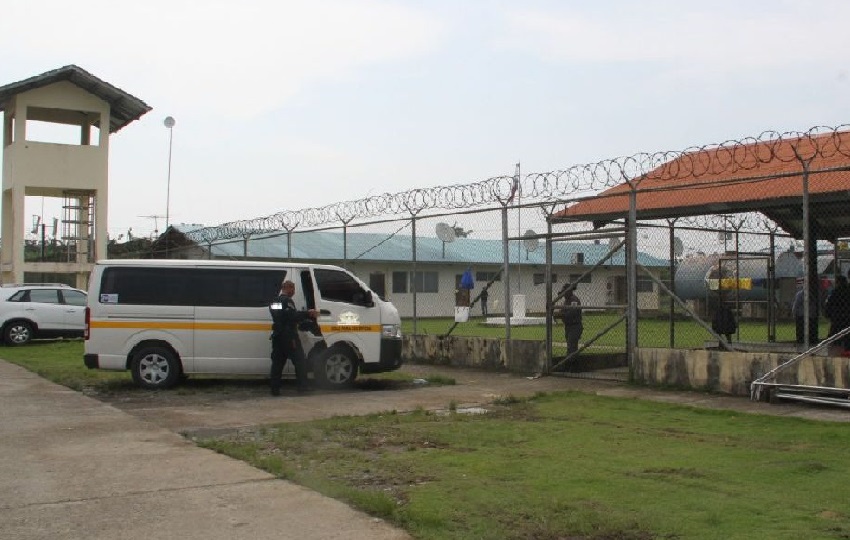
xmin=547 ymin=229 xmax=629 ymax=382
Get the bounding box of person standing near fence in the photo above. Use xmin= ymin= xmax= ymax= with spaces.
xmin=711 ymin=297 xmax=737 ymax=343
xmin=558 ymin=283 xmax=583 ymax=356
xmin=825 ymin=275 xmax=850 ymax=350
xmin=480 ymin=288 xmax=488 ymax=317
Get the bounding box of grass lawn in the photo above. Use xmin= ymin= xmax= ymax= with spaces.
xmin=405 ymin=315 xmax=829 ymax=350
xmin=199 ymin=393 xmax=850 ymax=540
xmin=0 ymin=340 xmax=132 ymax=392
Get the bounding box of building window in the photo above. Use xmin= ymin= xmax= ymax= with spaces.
xmin=412 ymin=271 xmax=439 ymax=293
xmin=392 ymin=271 xmax=438 ymax=293
xmin=392 ymin=271 xmax=408 ymax=293
xmin=636 ymin=276 xmax=654 ymax=292
xmin=476 ymin=271 xmax=501 ymax=282
xmin=533 ymin=273 xmax=558 ymax=286
xmin=568 ymin=274 xmax=592 ymax=284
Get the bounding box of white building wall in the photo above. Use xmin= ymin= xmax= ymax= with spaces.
xmin=344 ymin=261 xmax=661 ymax=318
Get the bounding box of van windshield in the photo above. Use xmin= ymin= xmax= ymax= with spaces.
xmin=314 ymin=268 xmax=372 ymax=306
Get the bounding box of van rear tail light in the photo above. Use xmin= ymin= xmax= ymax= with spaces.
xmin=84 ymin=307 xmax=90 ymax=340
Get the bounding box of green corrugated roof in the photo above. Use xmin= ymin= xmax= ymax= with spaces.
xmin=174 ymin=226 xmax=668 ymax=267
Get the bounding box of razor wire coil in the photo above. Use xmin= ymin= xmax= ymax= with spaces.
xmin=186 ymin=124 xmax=850 ymax=243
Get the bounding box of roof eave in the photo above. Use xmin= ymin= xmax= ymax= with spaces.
xmin=0 ymin=65 xmax=151 ymax=133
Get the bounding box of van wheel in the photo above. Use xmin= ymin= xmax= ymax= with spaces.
xmin=131 ymin=346 xmax=182 ymax=390
xmin=4 ymin=321 xmax=33 ymax=346
xmin=314 ymin=346 xmax=358 ymax=389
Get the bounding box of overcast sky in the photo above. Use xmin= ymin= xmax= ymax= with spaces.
xmin=2 ymin=0 xmax=849 ymax=240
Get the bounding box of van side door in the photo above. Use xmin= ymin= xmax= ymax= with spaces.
xmin=192 ymin=268 xmax=285 ymax=374
xmin=19 ymin=288 xmax=65 ymax=330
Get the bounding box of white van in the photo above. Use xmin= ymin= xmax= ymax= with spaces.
xmin=83 ymin=259 xmax=403 ymax=389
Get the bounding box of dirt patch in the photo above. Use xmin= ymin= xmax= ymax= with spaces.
xmin=88 ymin=376 xmax=422 ymax=410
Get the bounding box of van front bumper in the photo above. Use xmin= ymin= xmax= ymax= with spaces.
xmin=361 ymin=337 xmax=403 ymax=373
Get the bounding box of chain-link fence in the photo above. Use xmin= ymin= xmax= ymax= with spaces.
xmin=177 ymin=125 xmax=850 ymax=381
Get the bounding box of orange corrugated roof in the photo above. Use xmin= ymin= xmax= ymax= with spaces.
xmin=555 ymin=131 xmax=850 ymax=236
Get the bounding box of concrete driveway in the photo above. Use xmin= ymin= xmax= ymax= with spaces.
xmin=0 ymin=360 xmax=410 ymax=540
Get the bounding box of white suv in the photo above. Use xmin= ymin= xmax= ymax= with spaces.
xmin=0 ymin=283 xmax=88 ymax=346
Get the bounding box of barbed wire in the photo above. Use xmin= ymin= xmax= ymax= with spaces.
xmin=186 ymin=124 xmax=850 ymax=243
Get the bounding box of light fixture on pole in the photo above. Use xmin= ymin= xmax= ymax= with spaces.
xmin=163 ymin=116 xmax=176 ymax=231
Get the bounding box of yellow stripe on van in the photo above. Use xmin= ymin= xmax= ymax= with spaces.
xmin=89 ymin=321 xmax=381 ymax=333
xmin=90 ymin=321 xmax=270 ymax=331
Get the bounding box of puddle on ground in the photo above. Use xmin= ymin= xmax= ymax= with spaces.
xmin=435 ymin=407 xmax=488 ymax=416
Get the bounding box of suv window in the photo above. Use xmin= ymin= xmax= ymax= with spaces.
xmin=7 ymin=290 xmax=27 ymax=302
xmin=27 ymin=289 xmax=61 ymax=304
xmin=62 ymin=290 xmax=88 ymax=306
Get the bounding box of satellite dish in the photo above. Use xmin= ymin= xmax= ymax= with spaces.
xmin=435 ymin=222 xmax=456 ymax=243
xmin=435 ymin=222 xmax=456 ymax=259
xmin=523 ymin=229 xmax=539 ymax=252
xmin=673 ymin=236 xmax=684 ymax=257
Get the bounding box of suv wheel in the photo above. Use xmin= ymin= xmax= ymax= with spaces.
xmin=4 ymin=321 xmax=33 ymax=346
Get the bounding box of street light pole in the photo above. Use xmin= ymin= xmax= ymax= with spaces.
xmin=164 ymin=116 xmax=176 ymax=229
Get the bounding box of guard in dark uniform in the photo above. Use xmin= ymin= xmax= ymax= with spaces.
xmin=558 ymin=282 xmax=583 ymax=356
xmin=269 ymin=280 xmax=317 ymax=396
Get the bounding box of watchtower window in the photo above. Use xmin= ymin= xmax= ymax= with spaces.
xmin=25 ymin=106 xmax=101 ymax=146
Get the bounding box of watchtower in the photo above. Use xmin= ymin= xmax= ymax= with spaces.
xmin=0 ymin=65 xmax=150 ymax=288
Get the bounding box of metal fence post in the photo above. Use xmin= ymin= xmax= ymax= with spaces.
xmin=667 ymin=219 xmax=676 ymax=348
xmin=412 ymin=215 xmax=418 ymax=336
xmin=627 ymin=187 xmax=638 ymax=370
xmin=801 ymin=162 xmax=813 ymax=348
xmin=768 ymin=230 xmax=776 ymax=342
xmin=545 ymin=213 xmax=554 ymax=374
xmin=502 ymin=204 xmax=511 ymax=345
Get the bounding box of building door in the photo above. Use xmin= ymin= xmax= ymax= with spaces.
xmin=615 ymin=275 xmax=627 ymax=305
xmin=369 ymin=272 xmax=386 ymax=300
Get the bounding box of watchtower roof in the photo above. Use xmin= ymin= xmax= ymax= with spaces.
xmin=0 ymin=64 xmax=151 ymax=133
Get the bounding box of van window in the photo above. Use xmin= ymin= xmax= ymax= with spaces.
xmin=101 ymin=268 xmax=195 ymax=305
xmin=194 ymin=269 xmax=284 ymax=307
xmin=100 ymin=267 xmax=284 ymax=307
xmin=314 ymin=268 xmax=365 ymax=304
